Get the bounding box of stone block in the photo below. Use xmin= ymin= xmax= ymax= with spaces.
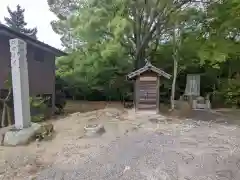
xmin=3 ymin=123 xmax=41 ymax=146
xmin=84 ymin=124 xmax=105 ymax=137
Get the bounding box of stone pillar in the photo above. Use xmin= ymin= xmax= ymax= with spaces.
xmin=9 ymin=38 xmax=31 ymax=129
xmin=192 ymin=99 xmax=197 ymax=109
xmin=206 ymin=100 xmax=211 ymax=109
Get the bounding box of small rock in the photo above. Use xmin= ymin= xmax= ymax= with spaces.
xmin=0 ymin=134 xmax=4 ymax=146
xmin=0 ymin=125 xmax=14 ymax=146
xmin=84 ymin=124 xmax=105 ymax=137
xmin=131 ymin=126 xmax=139 ymax=131
xmin=34 ymin=122 xmax=55 ymax=141
xmin=149 ymin=118 xmax=161 ymax=124
xmin=29 ymin=175 xmax=37 ymax=180
xmin=156 ymin=131 xmax=164 ymax=135
xmin=77 ymin=135 xmax=84 ymax=139
xmin=123 ymin=166 xmax=131 ymax=173
xmin=25 ymin=164 xmax=38 ymax=174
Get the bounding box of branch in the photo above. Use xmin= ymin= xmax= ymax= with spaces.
xmin=0 ymin=89 xmax=12 ymax=102
xmin=146 ymin=0 xmax=161 ymax=33
xmin=5 ymin=89 xmax=12 ymax=102
xmin=142 ymin=0 xmax=151 ymax=37
xmin=136 ymin=2 xmax=142 ymax=47
xmin=135 ymin=17 xmax=162 ymax=58
xmin=136 ymin=0 xmax=188 ymax=58
xmin=148 ymin=38 xmax=159 ymax=60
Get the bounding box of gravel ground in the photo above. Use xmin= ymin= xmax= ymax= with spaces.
xmin=0 ymin=108 xmax=139 ymax=179
xmin=1 ymin=108 xmax=240 ymax=180
xmin=37 ymin=112 xmax=240 ymax=180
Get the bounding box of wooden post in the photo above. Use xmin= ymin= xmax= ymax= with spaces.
xmin=9 ymin=38 xmax=31 ymax=129
xmin=156 ymin=76 xmax=160 ymax=113
xmin=135 ymin=78 xmax=140 ymax=112
xmin=51 ymin=58 xmax=56 ymax=115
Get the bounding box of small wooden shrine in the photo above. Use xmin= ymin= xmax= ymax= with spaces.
xmin=127 ymin=61 xmax=171 ymax=113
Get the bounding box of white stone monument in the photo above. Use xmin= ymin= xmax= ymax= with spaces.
xmin=9 ymin=38 xmax=31 ymax=129
xmin=185 ymin=74 xmax=200 ymax=96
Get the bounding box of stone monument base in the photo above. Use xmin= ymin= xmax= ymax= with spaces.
xmin=3 ymin=123 xmax=41 ymax=146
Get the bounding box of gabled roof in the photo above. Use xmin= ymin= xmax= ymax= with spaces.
xmin=127 ymin=61 xmax=171 ymax=80
xmin=0 ymin=24 xmax=67 ymax=56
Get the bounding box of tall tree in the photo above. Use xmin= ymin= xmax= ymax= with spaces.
xmin=50 ymin=0 xmax=240 ymax=104
xmin=198 ymin=0 xmax=240 ymax=67
xmin=4 ymin=4 xmax=38 ymax=39
xmin=49 ymin=0 xmax=204 ymax=67
xmin=48 ymin=0 xmax=80 ymax=49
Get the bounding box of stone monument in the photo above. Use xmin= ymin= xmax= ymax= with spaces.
xmin=185 ymin=74 xmax=200 ymax=97
xmin=2 ymin=39 xmax=42 ymax=146
xmin=9 ymin=38 xmax=31 ymax=129
xmin=184 ymin=74 xmax=211 ymax=110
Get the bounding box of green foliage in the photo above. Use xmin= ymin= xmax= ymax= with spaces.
xmin=56 ymin=40 xmax=133 ymax=100
xmin=217 ymin=79 xmax=240 ymax=107
xmin=30 ymin=96 xmax=48 ymax=123
xmin=4 ymin=4 xmax=38 ymax=38
xmin=2 ymin=75 xmax=49 ymax=123
xmin=49 ymin=0 xmax=240 ymax=108
xmin=198 ymin=0 xmax=240 ymax=66
xmin=52 ymin=0 xmax=134 ymax=100
xmin=3 ymin=73 xmax=12 ymax=90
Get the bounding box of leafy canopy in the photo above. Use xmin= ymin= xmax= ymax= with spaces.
xmin=49 ymin=0 xmax=240 ymax=103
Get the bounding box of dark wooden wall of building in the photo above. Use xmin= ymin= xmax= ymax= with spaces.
xmin=0 ymin=34 xmax=56 ymax=96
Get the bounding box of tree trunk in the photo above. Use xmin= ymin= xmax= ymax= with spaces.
xmin=135 ymin=49 xmax=146 ymax=69
xmin=171 ymin=58 xmax=178 ymax=110
xmin=6 ymin=106 xmax=12 ymax=126
xmin=1 ymin=103 xmax=6 ymax=127
xmin=170 ymin=23 xmax=180 ymax=111
xmin=228 ymin=60 xmax=231 ymax=84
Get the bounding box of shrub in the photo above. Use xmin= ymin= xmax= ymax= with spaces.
xmin=214 ymin=79 xmax=240 ymax=108
xmin=55 ymin=90 xmax=66 ymax=114
xmin=30 ymin=96 xmax=48 ymax=122
xmin=222 ymin=79 xmax=240 ymax=107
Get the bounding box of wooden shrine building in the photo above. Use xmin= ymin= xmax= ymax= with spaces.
xmin=127 ymin=61 xmax=171 ymax=113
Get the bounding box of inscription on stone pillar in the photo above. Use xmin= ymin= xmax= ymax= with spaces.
xmin=9 ymin=38 xmax=31 ymax=129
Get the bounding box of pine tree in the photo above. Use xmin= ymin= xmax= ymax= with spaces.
xmin=4 ymin=4 xmax=38 ymax=39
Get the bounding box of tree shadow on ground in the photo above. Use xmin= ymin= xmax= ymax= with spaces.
xmin=159 ymin=103 xmax=240 ymax=126
xmin=169 ymin=109 xmax=240 ymax=126
xmin=188 ymin=110 xmax=240 ymax=126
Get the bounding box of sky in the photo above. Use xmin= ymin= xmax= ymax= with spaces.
xmin=0 ymin=0 xmax=63 ymax=50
